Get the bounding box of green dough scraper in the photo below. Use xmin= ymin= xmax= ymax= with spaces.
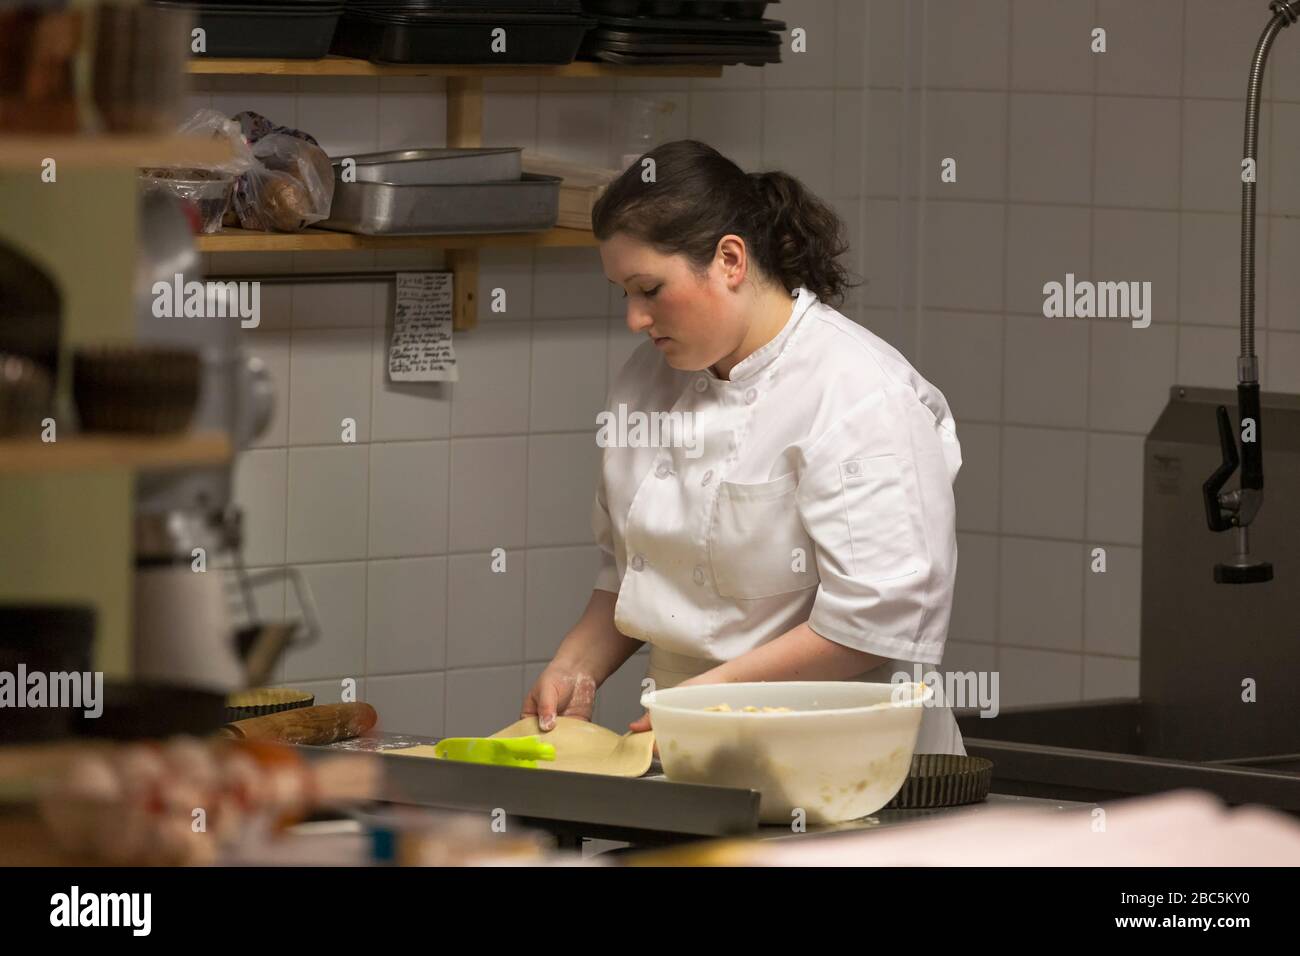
xmin=432 ymin=736 xmax=557 ymax=768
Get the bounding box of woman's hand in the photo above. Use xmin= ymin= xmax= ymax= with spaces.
xmin=522 ymin=663 xmax=599 ymax=731
xmin=629 ymin=711 xmax=658 ymax=760
xmin=628 ymin=672 xmax=709 ymax=735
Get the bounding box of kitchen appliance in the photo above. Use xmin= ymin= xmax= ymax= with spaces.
xmin=128 ymin=190 xmax=320 ymax=731
xmin=959 ymin=388 xmax=1300 ymax=811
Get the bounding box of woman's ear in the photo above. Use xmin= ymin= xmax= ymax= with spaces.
xmin=715 ymin=234 xmax=748 ymax=291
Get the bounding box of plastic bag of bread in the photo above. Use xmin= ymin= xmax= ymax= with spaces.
xmin=230 ymin=111 xmax=334 ymax=233
xmin=177 ymin=108 xmax=256 ymax=176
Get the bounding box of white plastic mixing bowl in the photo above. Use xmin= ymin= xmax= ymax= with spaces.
xmin=642 ymin=681 xmax=932 ymax=824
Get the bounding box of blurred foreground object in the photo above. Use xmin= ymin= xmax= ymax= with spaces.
xmin=628 ymin=789 xmax=1300 ymax=866
xmin=34 ymin=736 xmax=378 ymax=865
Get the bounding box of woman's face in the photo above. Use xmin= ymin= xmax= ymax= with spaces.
xmin=600 ymin=231 xmax=745 ymax=372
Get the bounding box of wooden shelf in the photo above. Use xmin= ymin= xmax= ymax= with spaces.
xmin=0 ymin=135 xmax=232 ymax=170
xmin=198 ymin=225 xmax=599 ymax=252
xmin=0 ymin=432 xmax=232 ymax=476
xmin=183 ymin=55 xmax=670 ymax=327
xmin=187 ymin=57 xmax=723 ymax=79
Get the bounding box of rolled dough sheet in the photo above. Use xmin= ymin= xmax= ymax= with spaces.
xmin=384 ymin=717 xmax=656 ymax=777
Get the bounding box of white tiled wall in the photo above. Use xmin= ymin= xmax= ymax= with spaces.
xmin=199 ymin=0 xmax=874 ymax=737
xmin=201 ymin=0 xmax=1294 ymax=728
xmin=897 ymin=0 xmax=1300 ymax=709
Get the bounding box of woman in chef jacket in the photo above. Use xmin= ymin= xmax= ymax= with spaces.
xmin=521 ymin=140 xmax=966 ymax=755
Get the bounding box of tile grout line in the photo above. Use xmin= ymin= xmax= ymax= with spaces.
xmin=1162 ymin=0 xmax=1189 ymax=682
xmin=1079 ymin=0 xmax=1099 ymax=699
xmin=358 ymin=287 xmax=374 ymax=697
xmin=911 ymin=0 xmax=926 ymax=361
xmin=866 ymin=194 xmax=1277 ymax=214
xmin=994 ymin=0 xmax=1015 ymax=679
xmin=909 ymin=0 xmax=920 ymax=358
xmin=520 ymin=245 xmax=542 ymax=715
xmin=858 ymin=0 xmax=872 ymax=324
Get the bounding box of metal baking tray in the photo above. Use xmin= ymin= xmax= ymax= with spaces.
xmin=317 ymin=172 xmax=562 ymax=235
xmin=334 ymin=147 xmax=523 ymax=185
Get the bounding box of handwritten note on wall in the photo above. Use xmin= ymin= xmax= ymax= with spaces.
xmin=389 ymin=272 xmax=459 ymax=382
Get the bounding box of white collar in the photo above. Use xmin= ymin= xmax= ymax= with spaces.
xmin=715 ymin=286 xmax=817 ymax=384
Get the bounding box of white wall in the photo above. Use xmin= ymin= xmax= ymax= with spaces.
xmin=892 ymin=0 xmax=1300 ymax=710
xmin=194 ymin=0 xmax=874 ymax=736
xmin=195 ymin=0 xmax=1300 ymax=732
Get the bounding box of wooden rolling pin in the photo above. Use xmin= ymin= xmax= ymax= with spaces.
xmin=217 ymin=703 xmax=378 ymax=746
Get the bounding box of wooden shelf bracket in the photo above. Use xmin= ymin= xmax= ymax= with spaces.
xmin=446 ymin=77 xmax=484 ymax=331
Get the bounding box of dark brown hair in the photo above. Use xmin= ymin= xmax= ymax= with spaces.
xmin=592 ymin=139 xmax=855 ymax=306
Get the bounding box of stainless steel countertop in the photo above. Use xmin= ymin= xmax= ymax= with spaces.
xmin=324 ymin=732 xmax=1095 ymax=842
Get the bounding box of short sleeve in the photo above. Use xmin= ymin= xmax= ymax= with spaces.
xmin=591 ymin=466 xmax=622 ymax=594
xmin=795 ymin=388 xmax=959 ymax=664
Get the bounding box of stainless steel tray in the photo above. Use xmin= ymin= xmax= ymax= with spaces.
xmin=332 ymin=147 xmax=523 ymax=185
xmin=317 ymin=173 xmax=562 ymax=235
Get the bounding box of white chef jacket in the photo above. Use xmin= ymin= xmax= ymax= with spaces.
xmin=591 ymin=287 xmax=966 ymax=754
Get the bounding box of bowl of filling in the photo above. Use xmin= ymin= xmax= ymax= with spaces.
xmin=641 ymin=681 xmax=932 ymax=824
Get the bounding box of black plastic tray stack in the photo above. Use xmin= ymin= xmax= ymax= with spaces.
xmin=332 ymin=0 xmax=598 ymax=64
xmin=578 ymin=0 xmax=784 ymax=66
xmin=150 ymin=0 xmax=345 ymax=59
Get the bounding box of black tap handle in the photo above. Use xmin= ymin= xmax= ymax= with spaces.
xmin=1203 ymin=404 xmax=1238 ymax=533
xmin=1238 ymin=383 xmax=1264 ymax=491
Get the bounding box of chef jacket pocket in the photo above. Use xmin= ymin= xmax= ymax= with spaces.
xmin=839 ymin=455 xmax=922 ymax=582
xmin=710 ymin=471 xmax=819 ymax=599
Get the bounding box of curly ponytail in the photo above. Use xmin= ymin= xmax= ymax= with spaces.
xmin=592 ymin=140 xmax=856 ymax=306
xmin=746 ymin=170 xmax=852 ymax=306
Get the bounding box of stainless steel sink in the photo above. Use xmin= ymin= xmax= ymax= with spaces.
xmin=956 ymin=699 xmax=1300 ymax=813
xmin=954 ymin=388 xmax=1300 ymax=814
